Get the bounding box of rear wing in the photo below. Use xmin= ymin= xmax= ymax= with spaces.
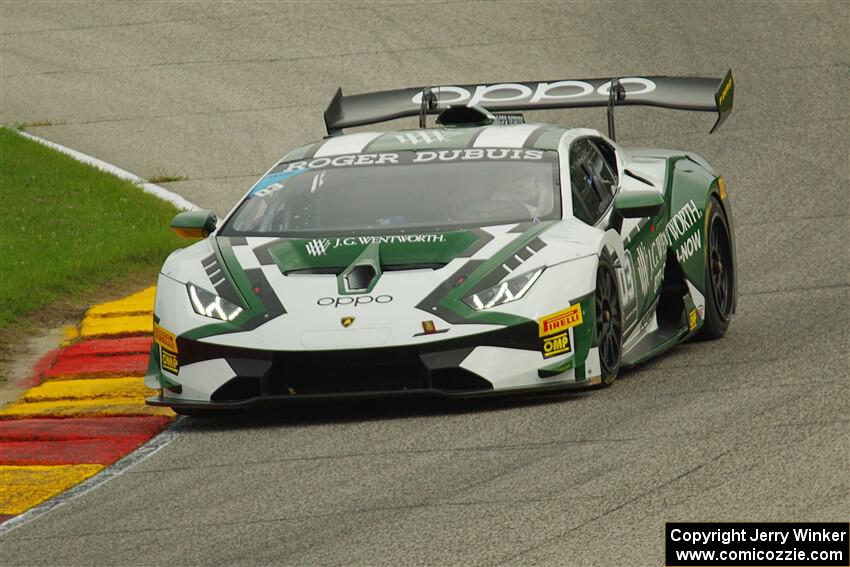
xmin=324 ymin=70 xmax=734 ymax=137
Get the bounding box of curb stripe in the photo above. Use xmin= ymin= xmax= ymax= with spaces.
xmin=0 ymin=398 xmax=172 ymax=419
xmin=80 ymin=315 xmax=152 ymax=338
xmin=0 ymin=464 xmax=104 ymax=515
xmin=19 ymin=377 xmax=151 ymax=403
xmin=12 ymin=349 xmax=62 ymax=390
xmin=0 ymin=427 xmax=177 ymax=535
xmin=0 ymin=416 xmax=171 ymax=465
xmin=84 ymin=287 xmax=155 ymax=317
xmin=0 ymin=416 xmax=172 ymax=441
xmin=60 ymin=337 xmax=152 ymax=358
xmin=46 ymin=354 xmax=148 ymax=378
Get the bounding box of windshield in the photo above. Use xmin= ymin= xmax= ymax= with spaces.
xmin=221 ymin=148 xmax=561 ymax=237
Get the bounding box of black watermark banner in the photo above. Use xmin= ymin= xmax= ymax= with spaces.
xmin=666 ymin=522 xmax=849 ymax=566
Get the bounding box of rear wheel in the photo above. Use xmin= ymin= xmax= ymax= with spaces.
xmin=596 ymin=254 xmax=622 ymax=386
xmin=696 ymin=197 xmax=735 ymax=340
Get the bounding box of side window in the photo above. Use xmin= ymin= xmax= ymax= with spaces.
xmin=595 ymin=140 xmax=619 ymax=187
xmin=569 ymin=140 xmax=601 ymax=224
xmin=569 ymin=138 xmax=618 ymax=225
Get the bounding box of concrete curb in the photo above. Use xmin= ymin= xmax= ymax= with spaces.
xmin=17 ymin=131 xmax=201 ymax=212
xmin=0 ymin=287 xmax=174 ymax=527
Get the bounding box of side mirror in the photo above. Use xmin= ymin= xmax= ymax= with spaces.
xmin=613 ymin=190 xmax=665 ymax=218
xmin=171 ymin=210 xmax=217 ymax=238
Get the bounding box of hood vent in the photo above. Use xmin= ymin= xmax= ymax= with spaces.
xmin=344 ymin=264 xmax=377 ymax=292
xmin=339 ymin=242 xmax=382 ymax=294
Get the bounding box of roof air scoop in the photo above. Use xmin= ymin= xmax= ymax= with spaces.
xmin=436 ymin=105 xmax=496 ymax=127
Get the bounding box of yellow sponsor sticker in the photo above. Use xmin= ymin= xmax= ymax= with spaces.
xmin=161 ymin=349 xmax=179 ymax=375
xmin=688 ymin=309 xmax=698 ymax=331
xmin=538 ymin=304 xmax=583 ymax=337
xmin=542 ymin=332 xmax=571 ymax=358
xmin=153 ymin=323 xmax=178 ymax=352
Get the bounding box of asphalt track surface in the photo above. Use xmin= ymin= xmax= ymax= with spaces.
xmin=1 ymin=1 xmax=848 ymax=565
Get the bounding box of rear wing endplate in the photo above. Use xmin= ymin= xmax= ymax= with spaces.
xmin=324 ymin=70 xmax=734 ymax=136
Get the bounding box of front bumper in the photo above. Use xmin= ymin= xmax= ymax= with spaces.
xmin=146 ymin=319 xmax=597 ymax=411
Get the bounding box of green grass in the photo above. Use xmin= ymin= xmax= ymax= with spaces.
xmin=0 ymin=127 xmax=186 ymax=329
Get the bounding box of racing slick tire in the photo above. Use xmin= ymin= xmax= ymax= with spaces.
xmin=695 ymin=196 xmax=735 ymax=341
xmin=596 ymin=252 xmax=623 ymax=386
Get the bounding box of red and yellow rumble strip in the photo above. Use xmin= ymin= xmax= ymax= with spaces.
xmin=0 ymin=287 xmax=173 ymax=524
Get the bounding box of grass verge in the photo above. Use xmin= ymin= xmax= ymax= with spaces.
xmin=0 ymin=128 xmax=186 ymax=375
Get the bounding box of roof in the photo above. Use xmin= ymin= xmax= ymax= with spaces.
xmin=279 ymin=124 xmax=571 ymax=163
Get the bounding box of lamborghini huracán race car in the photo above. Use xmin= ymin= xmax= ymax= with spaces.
xmin=147 ymin=71 xmax=737 ymax=413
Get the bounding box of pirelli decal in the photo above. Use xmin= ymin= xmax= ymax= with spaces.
xmin=153 ymin=324 xmax=178 ymax=352
xmin=538 ymin=304 xmax=582 ymax=337
xmin=161 ymin=349 xmax=179 ymax=375
xmin=154 ymin=324 xmax=179 ymax=375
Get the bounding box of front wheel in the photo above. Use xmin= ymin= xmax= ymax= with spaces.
xmin=695 ymin=197 xmax=735 ymax=340
xmin=596 ymin=253 xmax=623 ymax=386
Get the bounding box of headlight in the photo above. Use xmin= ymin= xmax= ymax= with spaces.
xmin=187 ymin=284 xmax=243 ymax=321
xmin=463 ymin=268 xmax=544 ymax=310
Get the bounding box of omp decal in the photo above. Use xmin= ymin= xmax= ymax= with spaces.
xmin=688 ymin=308 xmax=698 ymax=331
xmin=160 ymin=350 xmax=179 ymax=374
xmin=472 ymin=124 xmax=544 ymax=149
xmin=539 ymin=305 xmax=583 ymax=337
xmin=542 ymin=332 xmax=571 ymax=358
xmin=153 ymin=324 xmax=177 ymax=352
xmin=312 ymin=131 xmax=383 ymax=157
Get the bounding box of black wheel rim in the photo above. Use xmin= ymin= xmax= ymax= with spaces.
xmin=596 ymin=265 xmax=622 ymax=376
xmin=708 ymin=215 xmax=734 ymax=320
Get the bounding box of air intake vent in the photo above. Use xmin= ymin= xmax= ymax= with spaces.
xmin=345 ymin=264 xmax=377 ymax=292
xmin=436 ymin=105 xmax=496 ymax=126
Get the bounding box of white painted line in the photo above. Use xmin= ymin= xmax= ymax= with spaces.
xmin=0 ymin=424 xmax=180 ymax=536
xmin=17 ymin=131 xmax=201 ymax=212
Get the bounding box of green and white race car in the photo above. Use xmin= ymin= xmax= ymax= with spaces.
xmin=146 ymin=71 xmax=737 ymax=413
